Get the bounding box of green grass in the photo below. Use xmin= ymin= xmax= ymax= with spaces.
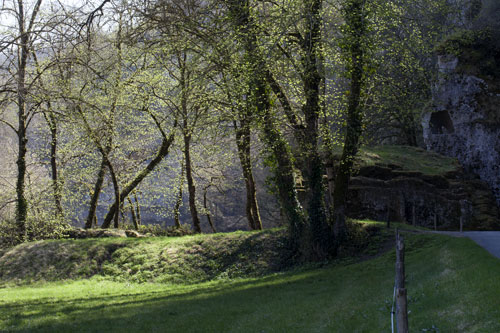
xmin=362 ymin=146 xmax=460 ymax=175
xmin=335 ymin=145 xmax=461 ymax=176
xmin=1 ymin=231 xmax=500 ymax=332
xmin=0 ymin=229 xmax=291 ymax=285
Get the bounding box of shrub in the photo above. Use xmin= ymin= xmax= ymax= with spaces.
xmin=0 ymin=215 xmax=69 ymax=249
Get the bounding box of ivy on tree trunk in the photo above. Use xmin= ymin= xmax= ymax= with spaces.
xmin=333 ymin=0 xmax=368 ymax=243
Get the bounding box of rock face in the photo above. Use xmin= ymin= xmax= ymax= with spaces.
xmin=345 ymin=164 xmax=500 ymax=231
xmin=66 ymin=228 xmax=130 ymax=239
xmin=422 ymin=54 xmax=500 ymax=206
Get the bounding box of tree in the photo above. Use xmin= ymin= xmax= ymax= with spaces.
xmin=0 ymin=0 xmax=61 ymax=241
xmin=158 ymin=45 xmax=219 ymax=234
xmin=140 ymin=0 xmax=253 ymax=233
xmin=48 ymin=2 xmax=179 ymax=230
xmin=359 ymin=0 xmax=456 ymax=146
xmin=208 ymin=20 xmax=265 ymax=231
xmin=226 ymin=0 xmax=325 ymax=256
xmin=332 ymin=0 xmax=370 ymax=242
xmin=0 ymin=0 xmax=461 ymax=249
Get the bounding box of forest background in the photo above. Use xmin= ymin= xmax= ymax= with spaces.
xmin=1 ymin=0 xmax=498 ymax=259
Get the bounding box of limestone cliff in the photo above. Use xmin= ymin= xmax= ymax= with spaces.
xmin=422 ymin=31 xmax=500 ymax=206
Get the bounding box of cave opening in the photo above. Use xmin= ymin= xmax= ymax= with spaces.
xmin=430 ymin=110 xmax=455 ymax=134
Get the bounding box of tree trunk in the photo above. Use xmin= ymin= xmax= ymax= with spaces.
xmin=228 ymin=0 xmax=306 ymax=252
xmin=248 ymin=174 xmax=262 ymax=230
xmin=85 ymin=157 xmax=107 ymax=229
xmin=48 ymin=117 xmax=63 ymax=218
xmin=234 ymin=119 xmax=262 ymax=230
xmin=174 ymin=161 xmax=185 ymax=228
xmin=15 ymin=23 xmax=30 ymax=242
xmin=119 ymin=200 xmax=126 ymax=224
xmin=262 ymin=115 xmax=307 ymax=252
xmin=73 ymin=105 xmax=116 ymax=230
xmin=183 ymin=131 xmax=201 ymax=233
xmin=104 ymin=158 xmax=120 ymax=228
xmin=15 ymin=115 xmax=28 ymax=242
xmin=127 ymin=197 xmax=139 ymax=230
xmin=257 ymin=65 xmax=306 ymax=251
xmin=134 ymin=191 xmax=141 ymax=226
xmin=203 ymin=187 xmax=216 ymax=233
xmin=333 ymin=0 xmax=367 ymax=243
xmin=101 ymin=134 xmax=175 ymax=228
xmin=300 ymin=0 xmax=331 ymax=256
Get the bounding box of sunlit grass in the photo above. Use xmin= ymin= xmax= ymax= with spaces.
xmin=332 ymin=145 xmax=461 ymax=176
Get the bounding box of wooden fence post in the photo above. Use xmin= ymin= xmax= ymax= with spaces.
xmin=387 ymin=204 xmax=391 ymax=229
xmin=396 ymin=230 xmax=409 ymax=333
xmin=412 ymin=204 xmax=416 ymax=227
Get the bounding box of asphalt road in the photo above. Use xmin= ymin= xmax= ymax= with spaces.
xmin=436 ymin=231 xmax=500 ymax=259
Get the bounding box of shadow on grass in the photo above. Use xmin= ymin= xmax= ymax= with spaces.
xmin=1 ymin=267 xmax=340 ymax=332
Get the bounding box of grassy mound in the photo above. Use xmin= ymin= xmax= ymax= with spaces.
xmin=0 ymin=229 xmax=291 ymax=285
xmin=1 ymin=230 xmax=499 ymax=332
xmin=0 ymin=223 xmax=389 ymax=286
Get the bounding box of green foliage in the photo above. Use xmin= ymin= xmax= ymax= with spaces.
xmin=0 ymin=218 xmax=18 ymax=249
xmin=435 ymin=28 xmax=500 ymax=79
xmin=343 ymin=219 xmax=389 ymax=255
xmin=435 ymin=29 xmax=489 ymax=56
xmin=0 ymin=216 xmax=69 ymax=250
xmin=25 ymin=217 xmax=69 ymax=243
xmin=358 ymin=0 xmax=460 ymax=145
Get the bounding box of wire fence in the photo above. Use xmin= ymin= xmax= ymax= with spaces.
xmin=391 ymin=283 xmax=396 ymax=333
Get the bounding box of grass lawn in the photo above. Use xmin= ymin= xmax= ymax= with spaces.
xmin=1 ymin=230 xmax=500 ymax=332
